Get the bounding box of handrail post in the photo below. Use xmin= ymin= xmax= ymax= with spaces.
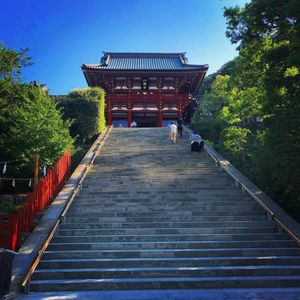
xmin=60 ymin=214 xmax=66 ymax=224
xmin=241 ymin=185 xmax=245 ymax=194
xmin=277 ymin=224 xmax=284 ymax=233
xmin=266 ymin=212 xmax=273 ymax=221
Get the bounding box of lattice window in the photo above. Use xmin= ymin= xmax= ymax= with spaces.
xmin=132 ymin=77 xmax=141 ymax=90
xmin=162 ymin=77 xmax=175 ymax=90
xmin=115 ymin=77 xmax=128 ymax=90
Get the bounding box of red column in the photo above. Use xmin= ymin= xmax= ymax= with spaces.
xmin=157 ymin=101 xmax=163 ymax=127
xmin=8 ymin=212 xmax=19 ymax=250
xmin=178 ymin=109 xmax=183 ymax=118
xmin=128 ymin=110 xmax=132 ymax=127
xmin=178 ymin=101 xmax=183 ymax=118
xmin=158 ymin=109 xmax=163 ymax=127
xmin=107 ymin=108 xmax=112 ymax=126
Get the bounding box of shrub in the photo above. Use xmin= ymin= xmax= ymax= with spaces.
xmin=0 ymin=85 xmax=74 ymax=173
xmin=219 ymin=126 xmax=251 ymax=166
xmin=58 ymin=87 xmax=106 ymax=145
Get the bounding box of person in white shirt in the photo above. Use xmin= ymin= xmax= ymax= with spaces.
xmin=169 ymin=121 xmax=178 ymax=144
xmin=131 ymin=121 xmax=137 ymax=128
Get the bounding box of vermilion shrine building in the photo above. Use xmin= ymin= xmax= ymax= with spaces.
xmin=81 ymin=52 xmax=208 ymax=127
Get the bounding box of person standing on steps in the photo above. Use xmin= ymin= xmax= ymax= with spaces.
xmin=189 ymin=131 xmax=204 ymax=154
xmin=177 ymin=118 xmax=184 ymax=138
xmin=169 ymin=121 xmax=178 ymax=144
xmin=168 ymin=121 xmax=172 ymax=139
xmin=131 ymin=120 xmax=137 ymax=128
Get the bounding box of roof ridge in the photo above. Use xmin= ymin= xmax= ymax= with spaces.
xmin=82 ymin=52 xmax=209 ymax=71
xmin=102 ymin=52 xmax=186 ymax=58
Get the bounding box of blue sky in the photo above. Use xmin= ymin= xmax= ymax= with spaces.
xmin=0 ymin=0 xmax=248 ymax=95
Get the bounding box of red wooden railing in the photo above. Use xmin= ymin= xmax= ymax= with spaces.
xmin=0 ymin=153 xmax=71 ymax=251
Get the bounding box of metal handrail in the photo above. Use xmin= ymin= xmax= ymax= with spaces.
xmin=206 ymin=148 xmax=300 ymax=246
xmin=183 ymin=125 xmax=300 ymax=246
xmin=21 ymin=126 xmax=112 ymax=292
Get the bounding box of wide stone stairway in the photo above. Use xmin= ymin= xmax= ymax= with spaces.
xmin=29 ymin=128 xmax=300 ymax=292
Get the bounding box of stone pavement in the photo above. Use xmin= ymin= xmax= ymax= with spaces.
xmin=14 ymin=127 xmax=300 ymax=297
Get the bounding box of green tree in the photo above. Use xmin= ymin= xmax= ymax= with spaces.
xmin=224 ymin=0 xmax=300 ymax=217
xmin=193 ymin=75 xmax=230 ymax=142
xmin=220 ymin=126 xmax=251 ymax=167
xmin=197 ymin=59 xmax=236 ymax=96
xmin=0 ymin=44 xmax=73 ymax=179
xmin=0 ymin=85 xmax=73 ymax=171
xmin=58 ymin=87 xmax=106 ymax=145
xmin=0 ymin=43 xmax=31 ymax=82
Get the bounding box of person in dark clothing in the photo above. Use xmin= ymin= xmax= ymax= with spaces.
xmin=177 ymin=118 xmax=184 ymax=137
xmin=189 ymin=132 xmax=204 ymax=154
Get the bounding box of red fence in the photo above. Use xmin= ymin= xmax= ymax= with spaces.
xmin=0 ymin=153 xmax=71 ymax=251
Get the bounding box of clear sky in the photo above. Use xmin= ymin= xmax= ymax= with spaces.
xmin=0 ymin=0 xmax=248 ymax=95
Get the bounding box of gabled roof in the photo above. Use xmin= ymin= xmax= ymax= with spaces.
xmin=82 ymin=52 xmax=208 ymax=71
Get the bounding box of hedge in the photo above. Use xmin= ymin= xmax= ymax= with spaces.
xmin=57 ymin=87 xmax=106 ymax=145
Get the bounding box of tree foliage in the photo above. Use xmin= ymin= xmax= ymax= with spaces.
xmin=194 ymin=0 xmax=300 ymax=219
xmin=1 ymin=86 xmax=73 ymax=167
xmin=0 ymin=44 xmax=73 ymax=184
xmin=0 ymin=43 xmax=32 ymax=82
xmin=220 ymin=126 xmax=251 ymax=166
xmin=57 ymin=87 xmax=106 ymax=145
xmin=193 ymin=75 xmax=229 ymax=143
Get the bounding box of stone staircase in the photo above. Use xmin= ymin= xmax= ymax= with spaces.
xmin=29 ymin=128 xmax=300 ymax=292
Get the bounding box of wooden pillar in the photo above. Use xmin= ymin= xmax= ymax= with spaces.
xmin=107 ymin=108 xmax=112 ymax=126
xmin=178 ymin=101 xmax=183 ymax=118
xmin=128 ymin=110 xmax=132 ymax=127
xmin=34 ymin=154 xmax=39 ymax=187
xmin=127 ymin=102 xmax=132 ymax=127
xmin=158 ymin=101 xmax=163 ymax=127
xmin=158 ymin=110 xmax=163 ymax=127
xmin=178 ymin=109 xmax=183 ymax=118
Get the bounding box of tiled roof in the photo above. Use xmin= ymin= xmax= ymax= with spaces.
xmin=82 ymin=52 xmax=208 ymax=71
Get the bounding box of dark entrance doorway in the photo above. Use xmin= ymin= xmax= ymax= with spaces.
xmin=132 ymin=112 xmax=157 ymax=127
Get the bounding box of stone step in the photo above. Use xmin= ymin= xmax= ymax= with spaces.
xmin=81 ymin=183 xmax=236 ymax=189
xmin=51 ymin=233 xmax=290 ymax=243
xmin=64 ymin=210 xmax=266 ymax=218
xmin=59 ymin=220 xmax=275 ymax=229
xmin=78 ymin=190 xmax=246 ymax=196
xmin=47 ymin=240 xmax=297 ymax=251
xmin=84 ymin=177 xmax=231 ymax=182
xmin=32 ymin=265 xmax=300 ymax=281
xmin=70 ymin=201 xmax=260 ymax=208
xmin=88 ymin=169 xmax=226 ymax=174
xmin=82 ymin=187 xmax=240 ymax=192
xmin=29 ymin=275 xmax=300 ymax=292
xmin=83 ymin=176 xmax=232 ymax=181
xmin=67 ymin=205 xmax=262 ymax=213
xmin=41 ymin=248 xmax=300 ymax=260
xmin=37 ymin=256 xmax=300 ymax=270
xmin=29 ymin=128 xmax=300 ymax=292
xmin=64 ymin=215 xmax=268 ymax=223
xmin=57 ymin=226 xmax=278 ymax=237
xmin=87 ymin=166 xmax=222 ymax=170
xmin=74 ymin=198 xmax=253 ymax=204
xmin=74 ymin=197 xmax=253 ymax=203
